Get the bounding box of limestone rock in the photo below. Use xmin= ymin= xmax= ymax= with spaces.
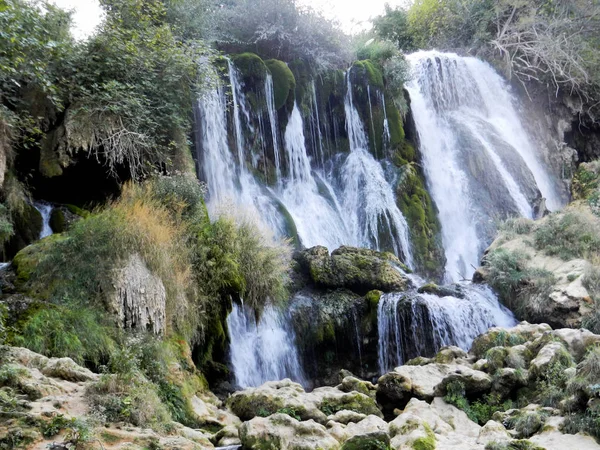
xmin=296 ymin=245 xmax=409 ymax=293
xmin=239 ymin=413 xmax=340 ymax=450
xmin=476 ymin=420 xmax=511 ymax=446
xmin=111 ymin=253 xmax=167 ymax=335
xmin=529 ymin=342 xmax=573 ymax=379
xmin=327 ymin=410 xmax=367 ymax=425
xmin=340 ymin=431 xmax=390 ymax=450
xmin=471 ymin=322 xmax=552 ymax=358
xmin=327 ymin=415 xmax=388 ymax=443
xmin=226 ymin=379 xmax=382 ymax=425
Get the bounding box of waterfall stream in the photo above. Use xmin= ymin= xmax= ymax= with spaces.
xmin=227 ymin=303 xmax=306 ymax=388
xmin=406 ymin=51 xmax=564 ymax=282
xmin=33 ymin=201 xmax=53 ymax=239
xmin=377 ymin=278 xmax=517 ymax=374
xmin=194 ymin=53 xmax=560 ymax=386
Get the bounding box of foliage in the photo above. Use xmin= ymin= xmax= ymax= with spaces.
xmin=11 ymin=304 xmax=115 ymax=366
xmin=194 ymin=211 xmax=292 ymax=311
xmin=20 ymin=182 xmax=200 ymax=342
xmin=583 ymin=267 xmax=600 ymax=333
xmin=534 ymin=211 xmax=600 ymax=261
xmin=444 ymin=380 xmax=512 ymax=424
xmin=484 ymin=248 xmax=555 ymax=318
xmin=372 ymin=5 xmax=415 ymax=52
xmin=208 ymin=0 xmax=351 ymax=68
xmin=383 ymin=55 xmax=411 ymax=116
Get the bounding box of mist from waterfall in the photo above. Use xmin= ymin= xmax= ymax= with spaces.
xmin=406 ymin=51 xmax=565 ymax=282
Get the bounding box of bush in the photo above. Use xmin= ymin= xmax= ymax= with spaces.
xmin=444 ymin=380 xmax=512 ymax=425
xmin=534 ymin=212 xmax=600 ymax=261
xmin=195 ymin=212 xmax=291 ymax=311
xmin=11 ymin=305 xmax=115 ymax=367
xmin=583 ymin=267 xmax=600 ymax=333
xmin=484 ymin=248 xmax=555 ymax=318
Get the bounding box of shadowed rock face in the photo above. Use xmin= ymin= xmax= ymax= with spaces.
xmin=111 ymin=253 xmax=166 ymax=335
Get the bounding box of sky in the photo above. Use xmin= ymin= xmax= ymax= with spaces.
xmin=49 ymin=0 xmax=408 ymax=39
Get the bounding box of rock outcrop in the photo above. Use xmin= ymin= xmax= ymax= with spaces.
xmin=110 ymin=253 xmax=167 ymax=335
xmin=295 ymin=245 xmax=410 ymax=294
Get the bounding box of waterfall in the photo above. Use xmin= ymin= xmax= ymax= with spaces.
xmin=227 ymin=303 xmax=306 ymax=388
xmin=265 ymin=74 xmax=282 ymax=182
xmin=278 ymin=103 xmax=351 ymax=250
xmin=343 ymin=75 xmax=414 ymax=267
xmin=33 ymin=201 xmax=53 ymax=239
xmin=406 ymin=51 xmax=564 ymax=282
xmin=309 ymin=81 xmax=325 ymax=168
xmin=377 ymin=280 xmax=516 ymax=373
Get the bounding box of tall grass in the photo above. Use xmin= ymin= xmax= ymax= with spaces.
xmin=534 ymin=211 xmax=600 ymax=261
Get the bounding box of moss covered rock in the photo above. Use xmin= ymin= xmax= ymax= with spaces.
xmin=3 ymin=203 xmax=43 ymax=260
xmin=341 ymin=431 xmax=391 ymax=450
xmin=232 ymin=52 xmax=269 ymax=87
xmin=265 ymin=59 xmax=296 ymax=111
xmin=12 ymin=233 xmax=66 ymax=293
xmin=295 ymin=246 xmax=409 ymax=294
xmin=351 ymin=60 xmax=384 ymax=89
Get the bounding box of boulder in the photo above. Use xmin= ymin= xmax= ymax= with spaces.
xmin=296 ymin=246 xmax=409 ymax=293
xmin=239 ymin=413 xmax=340 ymax=450
xmin=226 ymin=380 xmax=382 ymax=425
xmin=340 ymin=431 xmax=390 ymax=450
xmin=529 ymin=342 xmax=574 ymax=379
xmin=476 ymin=420 xmax=511 ymax=446
xmin=327 ymin=415 xmax=388 ymax=443
xmin=327 ymin=410 xmax=367 ymax=425
xmin=435 ymin=366 xmax=492 ymax=397
xmin=470 ymin=322 xmax=551 ymax=358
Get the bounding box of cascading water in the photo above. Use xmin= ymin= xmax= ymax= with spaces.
xmin=377 ymin=278 xmax=516 ymax=374
xmin=342 ymin=75 xmax=414 ymax=266
xmin=265 ymin=74 xmax=282 ymax=182
xmin=33 ymin=201 xmax=53 ymax=239
xmin=406 ymin=51 xmax=565 ymax=282
xmin=227 ymin=303 xmax=306 ymax=388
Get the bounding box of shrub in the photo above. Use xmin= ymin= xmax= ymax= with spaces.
xmin=583 ymin=267 xmax=600 ymax=333
xmin=87 ymin=372 xmax=173 ymax=432
xmin=11 ymin=305 xmax=114 ymax=367
xmin=444 ymin=380 xmax=512 ymax=425
xmin=484 ymin=248 xmax=555 ymax=318
xmin=534 ymin=212 xmax=600 ymax=261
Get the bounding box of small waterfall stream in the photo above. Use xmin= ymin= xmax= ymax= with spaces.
xmin=406 ymin=51 xmax=564 ymax=282
xmin=377 ymin=279 xmax=516 ymax=374
xmin=227 ymin=303 xmax=306 ymax=388
xmin=33 ymin=201 xmax=53 ymax=239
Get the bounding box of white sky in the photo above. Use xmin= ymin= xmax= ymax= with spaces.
xmin=49 ymin=0 xmax=409 ymax=39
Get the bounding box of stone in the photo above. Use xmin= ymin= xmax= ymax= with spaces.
xmin=340 ymin=431 xmax=391 ymax=450
xmin=110 ymin=253 xmax=167 ymax=335
xmin=529 ymin=342 xmax=573 ymax=379
xmin=435 ymin=365 xmax=492 ymax=397
xmin=433 ymin=346 xmax=468 ymax=364
xmin=470 ymin=322 xmax=552 ymax=358
xmin=239 ymin=413 xmax=340 ymax=450
xmin=327 ymin=410 xmax=367 ymax=425
xmin=491 ymin=368 xmax=528 ymax=398
xmin=340 ymin=376 xmax=376 ymax=397
xmin=327 ymin=415 xmax=388 ymax=443
xmin=296 ymin=245 xmax=409 ymax=294
xmin=226 ymin=379 xmax=382 ymax=425
xmin=476 ymin=420 xmax=511 ymax=446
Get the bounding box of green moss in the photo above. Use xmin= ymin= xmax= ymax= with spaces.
xmin=385 ymin=94 xmax=406 ymax=150
xmin=12 ymin=233 xmax=66 ymax=290
xmin=352 ymin=60 xmax=384 ymax=88
xmin=232 ymin=52 xmax=268 ymax=86
xmin=341 ymin=432 xmax=391 ymax=450
xmin=365 ymin=290 xmax=382 ymax=308
xmin=412 ymin=423 xmax=436 ymax=450
xmin=396 ymin=165 xmax=444 ymax=280
xmin=485 ymin=347 xmax=509 ymax=373
xmin=288 ymin=58 xmax=313 ymax=112
xmin=65 ymin=204 xmax=90 ymax=218
xmin=265 ymin=59 xmax=296 ymax=110
xmin=319 ymin=393 xmax=382 ymax=417
xmin=49 ymin=208 xmax=65 ymax=233
xmin=226 ymin=393 xmax=286 ymax=421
